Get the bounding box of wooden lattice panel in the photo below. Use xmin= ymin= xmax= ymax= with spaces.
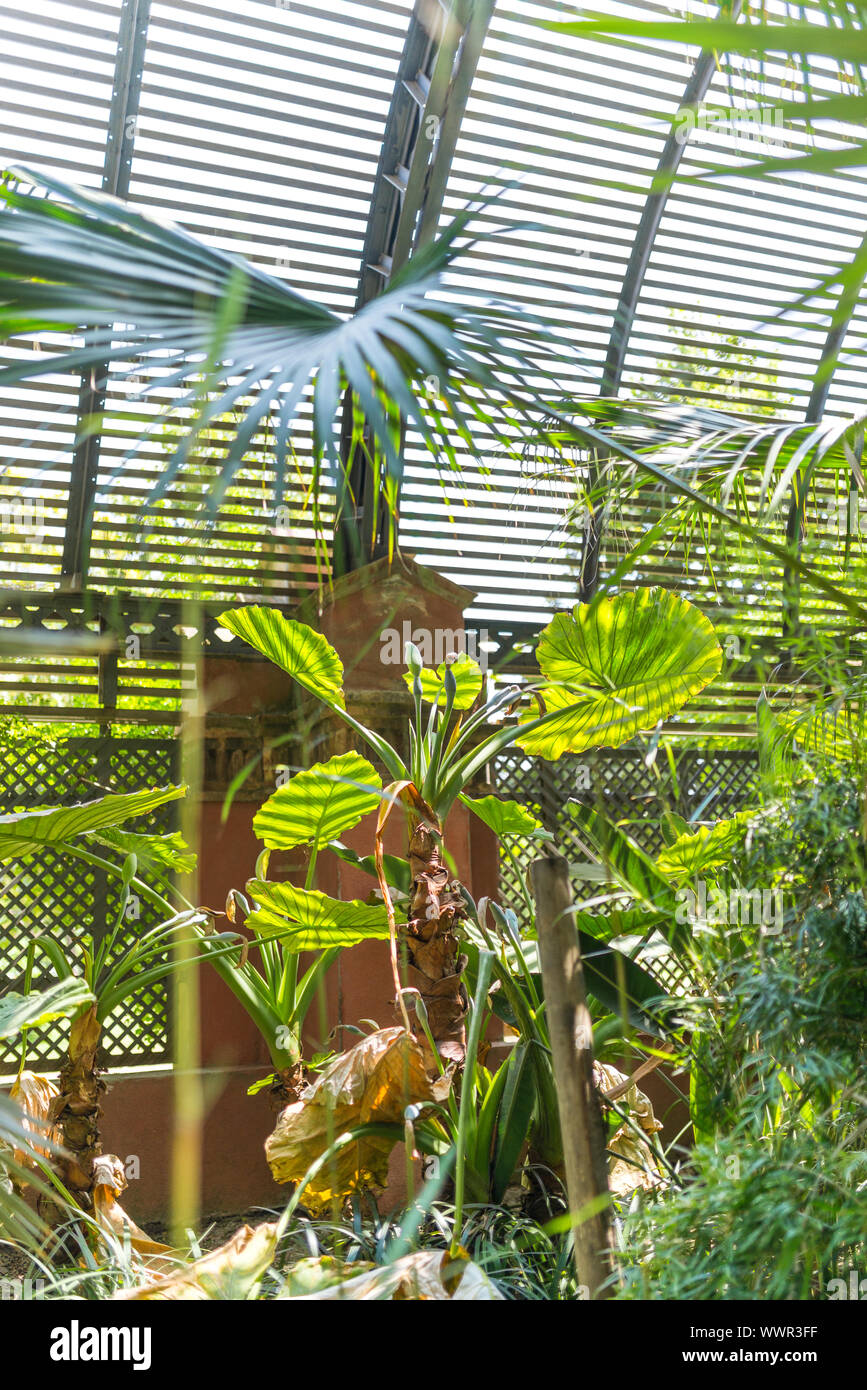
xmin=0 ymin=734 xmax=179 ymax=1072
xmin=493 ymin=745 xmax=760 ymax=928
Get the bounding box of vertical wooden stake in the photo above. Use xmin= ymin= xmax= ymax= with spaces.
xmin=532 ymin=851 xmax=614 ymax=1299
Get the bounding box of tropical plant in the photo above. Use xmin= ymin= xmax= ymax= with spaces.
xmin=198 ymin=583 xmax=722 ymax=1219
xmin=0 ymin=784 xmax=230 ymax=1214
xmin=614 ymin=762 xmax=867 ymax=1300
xmin=218 ymin=586 xmax=720 ymax=1058
xmin=2 ymin=162 xmax=857 ymax=629
xmin=0 ymin=979 xmax=94 ymax=1250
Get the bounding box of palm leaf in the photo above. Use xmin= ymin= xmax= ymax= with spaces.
xmin=545 ymin=16 xmax=867 ymax=63
xmin=0 ymin=168 xmax=566 ymax=509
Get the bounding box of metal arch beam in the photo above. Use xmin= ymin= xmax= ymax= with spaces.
xmin=599 ymin=45 xmax=738 ymax=397
xmin=781 ymin=227 xmax=867 ymax=648
xmin=803 ymin=258 xmax=867 ymax=427
xmin=333 ymin=0 xmax=496 ymax=577
xmin=60 ymin=0 xmax=152 ymax=593
xmin=391 ymin=0 xmax=496 ymax=271
xmin=333 ymin=0 xmax=446 ymax=576
xmin=579 ymin=1 xmax=744 ymax=600
xmin=352 ymin=0 xmax=443 ymax=314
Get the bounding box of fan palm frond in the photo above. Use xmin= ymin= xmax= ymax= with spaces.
xmin=0 ymin=167 xmax=577 ymax=518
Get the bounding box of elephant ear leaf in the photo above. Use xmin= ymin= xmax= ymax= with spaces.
xmin=657 ymin=810 xmax=755 ymax=881
xmin=576 ymin=928 xmax=668 ymax=1038
xmin=460 ymin=794 xmax=553 ymax=840
xmin=245 ymin=879 xmax=390 ymax=951
xmin=517 ymin=587 xmax=721 ymax=758
xmin=253 ymin=753 xmax=382 ymax=850
xmin=0 ymin=978 xmax=95 ymax=1039
xmin=0 ymin=785 xmax=186 ymax=863
xmin=218 ymin=606 xmax=345 ymax=709
xmin=91 ymin=827 xmax=196 ymax=878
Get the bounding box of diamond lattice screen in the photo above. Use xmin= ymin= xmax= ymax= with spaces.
xmin=0 ymin=734 xmax=178 ymax=1072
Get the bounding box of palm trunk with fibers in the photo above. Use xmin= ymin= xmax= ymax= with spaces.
xmin=50 ymin=1005 xmax=105 ymax=1208
xmin=269 ymin=1062 xmax=306 ymax=1114
xmin=404 ymin=817 xmax=468 ymax=1065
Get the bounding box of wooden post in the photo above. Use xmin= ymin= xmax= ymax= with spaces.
xmin=532 ymin=850 xmax=615 ymax=1299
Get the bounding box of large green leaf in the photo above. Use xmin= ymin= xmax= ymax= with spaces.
xmin=575 ymin=929 xmax=668 ymax=1039
xmin=488 ymin=934 xmax=666 ymax=1039
xmin=0 ymin=785 xmax=186 ymax=863
xmin=402 ymin=653 xmax=484 ymax=710
xmin=459 ymin=793 xmax=553 ymax=840
xmin=657 ymin=810 xmax=756 ymax=881
xmin=517 ymin=588 xmax=721 ymax=759
xmin=219 ymin=606 xmax=345 ymax=709
xmin=91 ymin=826 xmax=196 ymax=878
xmin=573 ymin=907 xmax=666 ymax=942
xmin=0 ymin=978 xmax=95 ymax=1039
xmin=245 ymin=878 xmax=390 ymax=951
xmin=254 ymin=753 xmax=382 ymax=851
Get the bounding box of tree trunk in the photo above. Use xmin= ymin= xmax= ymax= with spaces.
xmin=404 ymin=817 xmax=468 ymax=1064
xmin=532 ymin=853 xmax=614 ymax=1298
xmin=49 ymin=1005 xmax=105 ymax=1211
xmin=268 ymin=1061 xmax=306 ymax=1114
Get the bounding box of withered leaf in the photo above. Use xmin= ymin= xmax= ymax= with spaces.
xmin=266 ymin=1027 xmax=434 ymax=1211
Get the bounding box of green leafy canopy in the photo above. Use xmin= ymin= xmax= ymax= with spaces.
xmin=518 ymin=588 xmax=722 ymax=759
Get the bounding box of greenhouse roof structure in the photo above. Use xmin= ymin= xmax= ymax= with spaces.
xmin=1 ymin=0 xmax=866 ymax=729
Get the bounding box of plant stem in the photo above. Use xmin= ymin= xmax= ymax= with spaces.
xmin=451 ymin=948 xmax=494 ymax=1258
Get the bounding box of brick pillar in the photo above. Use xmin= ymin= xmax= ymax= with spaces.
xmin=295 ymin=554 xmax=500 ymax=1049
xmin=197 ymin=661 xmax=298 ymax=1070
xmin=197 ymin=554 xmax=501 ymax=1057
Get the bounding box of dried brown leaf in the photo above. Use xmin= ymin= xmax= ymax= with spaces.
xmin=9 ymin=1070 xmax=61 ymax=1167
xmin=265 ymin=1027 xmax=434 ymax=1211
xmin=114 ymin=1221 xmax=279 ymax=1300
